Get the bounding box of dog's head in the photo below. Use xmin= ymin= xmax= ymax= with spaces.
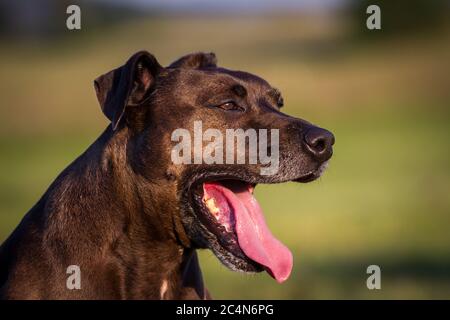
xmin=94 ymin=51 xmax=334 ymax=283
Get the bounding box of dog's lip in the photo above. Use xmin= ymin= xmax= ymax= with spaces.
xmin=293 ymin=162 xmax=328 ymax=183
xmin=293 ymin=172 xmax=316 ymax=183
xmin=189 ymin=173 xmax=256 ymax=188
xmin=187 ymin=167 xmax=322 ymax=189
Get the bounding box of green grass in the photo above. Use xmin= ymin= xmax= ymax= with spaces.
xmin=0 ymin=16 xmax=449 ymax=299
xmin=199 ymin=106 xmax=450 ymax=299
xmin=1 ymin=106 xmax=448 ymax=299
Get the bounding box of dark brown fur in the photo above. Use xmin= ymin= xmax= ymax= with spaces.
xmin=0 ymin=51 xmax=334 ymax=299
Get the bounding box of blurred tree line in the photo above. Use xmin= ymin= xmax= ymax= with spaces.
xmin=0 ymin=0 xmax=147 ymax=42
xmin=350 ymin=0 xmax=449 ymax=39
xmin=0 ymin=0 xmax=448 ymax=43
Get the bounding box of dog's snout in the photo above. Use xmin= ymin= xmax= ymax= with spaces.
xmin=303 ymin=127 xmax=335 ymax=161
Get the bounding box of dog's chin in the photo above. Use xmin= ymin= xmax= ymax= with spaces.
xmin=182 ymin=163 xmax=328 ymax=278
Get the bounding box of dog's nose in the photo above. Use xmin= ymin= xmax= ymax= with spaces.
xmin=303 ymin=127 xmax=335 ymax=161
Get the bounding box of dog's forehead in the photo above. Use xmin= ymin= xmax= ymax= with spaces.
xmin=169 ymin=67 xmax=271 ymax=90
xmin=213 ymin=68 xmax=270 ymax=86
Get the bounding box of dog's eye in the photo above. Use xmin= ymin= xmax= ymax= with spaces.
xmin=217 ymin=101 xmax=243 ymax=112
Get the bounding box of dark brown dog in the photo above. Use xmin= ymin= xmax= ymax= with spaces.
xmin=0 ymin=51 xmax=334 ymax=299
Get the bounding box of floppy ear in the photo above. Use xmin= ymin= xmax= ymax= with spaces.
xmin=94 ymin=51 xmax=162 ymax=130
xmin=168 ymin=52 xmax=217 ymax=69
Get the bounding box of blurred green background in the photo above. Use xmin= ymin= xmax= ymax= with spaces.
xmin=0 ymin=0 xmax=449 ymax=299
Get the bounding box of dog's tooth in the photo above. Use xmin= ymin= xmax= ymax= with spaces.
xmin=224 ymin=223 xmax=232 ymax=233
xmin=204 ymin=198 xmax=220 ymax=218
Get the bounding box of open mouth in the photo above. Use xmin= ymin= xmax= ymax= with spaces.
xmin=191 ymin=178 xmax=295 ymax=283
xmin=187 ymin=163 xmax=327 ymax=283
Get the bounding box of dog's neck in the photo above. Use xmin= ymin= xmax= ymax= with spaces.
xmin=45 ymin=126 xmax=206 ymax=299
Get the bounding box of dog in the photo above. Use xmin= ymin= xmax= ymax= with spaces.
xmin=0 ymin=51 xmax=334 ymax=299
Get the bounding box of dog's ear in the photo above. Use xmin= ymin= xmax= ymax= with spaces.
xmin=168 ymin=52 xmax=217 ymax=69
xmin=94 ymin=51 xmax=162 ymax=130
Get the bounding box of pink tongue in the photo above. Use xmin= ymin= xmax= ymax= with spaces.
xmin=203 ymin=182 xmax=293 ymax=283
